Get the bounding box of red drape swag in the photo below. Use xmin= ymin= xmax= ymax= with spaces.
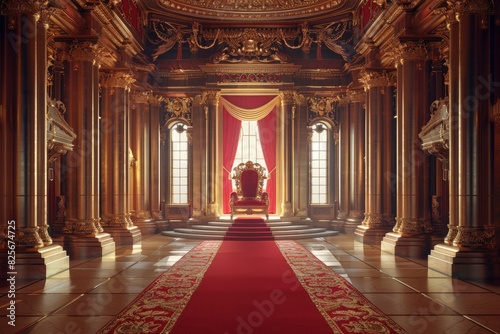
xmin=222 ymin=95 xmax=277 ymax=214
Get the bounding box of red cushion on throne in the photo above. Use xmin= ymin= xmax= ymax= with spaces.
xmin=241 ymin=170 xmax=259 ymax=198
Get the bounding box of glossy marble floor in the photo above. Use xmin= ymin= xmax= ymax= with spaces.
xmin=1 ymin=233 xmax=500 ymax=334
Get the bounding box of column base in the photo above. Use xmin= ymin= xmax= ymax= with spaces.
xmin=344 ymin=219 xmax=362 ymax=234
xmin=0 ymin=245 xmax=69 ymax=280
xmin=105 ymin=226 xmax=142 ymax=246
xmin=381 ymin=232 xmax=431 ymax=258
xmin=133 ymin=218 xmax=157 ymax=235
xmin=155 ymin=219 xmax=170 ymax=231
xmin=354 ymin=225 xmax=391 ymax=245
xmin=428 ymin=243 xmax=498 ymax=279
xmin=330 ymin=218 xmax=345 ymax=232
xmin=63 ymin=233 xmax=116 ymax=260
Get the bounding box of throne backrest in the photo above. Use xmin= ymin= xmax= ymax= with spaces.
xmin=232 ymin=161 xmax=267 ymax=199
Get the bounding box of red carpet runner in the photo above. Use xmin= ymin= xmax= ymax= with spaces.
xmin=224 ymin=217 xmax=274 ymax=241
xmin=98 ymin=240 xmax=407 ymax=334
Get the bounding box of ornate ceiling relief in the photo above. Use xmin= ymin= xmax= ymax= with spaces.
xmin=157 ymin=0 xmax=343 ymax=19
xmin=148 ymin=19 xmax=354 ymax=63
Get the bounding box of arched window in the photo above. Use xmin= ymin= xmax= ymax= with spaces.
xmin=310 ymin=122 xmax=329 ymax=204
xmin=170 ymin=122 xmax=189 ymax=204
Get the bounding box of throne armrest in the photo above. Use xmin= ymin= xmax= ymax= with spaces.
xmin=261 ymin=192 xmax=269 ymax=204
xmin=230 ymin=191 xmax=238 ymax=203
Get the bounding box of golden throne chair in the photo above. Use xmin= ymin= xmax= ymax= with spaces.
xmin=230 ymin=161 xmax=269 ymax=220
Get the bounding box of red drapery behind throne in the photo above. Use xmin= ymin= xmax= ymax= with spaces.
xmin=222 ymin=95 xmax=277 ymax=214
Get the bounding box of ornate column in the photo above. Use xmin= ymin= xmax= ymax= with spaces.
xmin=381 ymin=39 xmax=433 ymax=258
xmin=149 ymin=94 xmax=166 ymax=223
xmin=58 ymin=39 xmax=115 ymax=258
xmin=202 ymin=91 xmax=220 ymax=218
xmin=190 ymin=95 xmax=206 ymax=221
xmin=355 ymin=70 xmax=396 ymax=244
xmin=331 ymin=97 xmax=350 ymax=231
xmin=428 ymin=0 xmax=496 ymax=278
xmin=0 ymin=1 xmax=69 ymax=279
xmin=280 ymin=90 xmax=294 ymax=218
xmin=344 ymin=90 xmax=365 ymax=233
xmin=293 ymin=93 xmax=309 ymax=219
xmin=129 ymin=90 xmax=156 ymax=234
xmin=100 ymin=71 xmax=141 ymax=245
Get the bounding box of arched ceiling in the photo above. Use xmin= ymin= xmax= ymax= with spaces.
xmin=142 ymin=0 xmax=358 ymax=25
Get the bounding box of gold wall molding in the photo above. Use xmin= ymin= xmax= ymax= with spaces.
xmin=453 ymin=225 xmax=496 ymax=249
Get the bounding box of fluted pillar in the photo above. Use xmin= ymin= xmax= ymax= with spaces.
xmin=58 ymin=39 xmax=115 ymax=258
xmin=0 ymin=2 xmax=69 ymax=279
xmin=344 ymin=91 xmax=365 ymax=233
xmin=355 ymin=70 xmax=396 ymax=244
xmin=100 ymin=71 xmax=141 ymax=245
xmin=381 ymin=40 xmax=432 ymax=258
xmin=149 ymin=94 xmax=165 ymax=221
xmin=203 ymin=91 xmax=219 ymax=217
xmin=129 ymin=90 xmax=156 ymax=234
xmin=280 ymin=90 xmax=294 ymax=218
xmin=428 ymin=0 xmax=496 ymax=278
xmin=331 ymin=99 xmax=350 ymax=232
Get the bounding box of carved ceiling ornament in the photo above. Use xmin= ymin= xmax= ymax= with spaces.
xmin=149 ymin=19 xmax=353 ymax=63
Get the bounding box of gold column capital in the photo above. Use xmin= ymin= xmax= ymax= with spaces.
xmin=1 ymin=0 xmax=42 ymax=15
xmin=99 ymin=71 xmax=136 ymax=91
xmin=279 ymin=90 xmax=295 ymax=104
xmin=346 ymin=89 xmax=365 ymax=104
xmin=57 ymin=40 xmax=110 ymax=68
xmin=130 ymin=90 xmax=153 ymax=106
xmin=450 ymin=0 xmax=495 ymax=17
xmin=433 ymin=4 xmax=459 ymax=29
xmin=359 ymin=70 xmax=396 ymax=91
xmin=201 ymin=90 xmax=220 ymax=106
xmin=394 ymin=39 xmax=429 ymax=65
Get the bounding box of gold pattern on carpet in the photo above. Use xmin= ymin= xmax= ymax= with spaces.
xmin=276 ymin=240 xmax=408 ymax=334
xmin=97 ymin=241 xmax=222 ymax=334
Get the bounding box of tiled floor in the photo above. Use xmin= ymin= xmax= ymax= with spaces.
xmin=1 ymin=233 xmax=500 ymax=334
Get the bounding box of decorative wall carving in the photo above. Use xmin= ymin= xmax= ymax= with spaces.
xmin=149 ymin=19 xmax=353 ymax=62
xmin=164 ymin=97 xmax=193 ymax=124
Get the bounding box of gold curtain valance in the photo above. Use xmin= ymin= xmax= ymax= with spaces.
xmin=219 ymin=96 xmax=280 ymax=121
